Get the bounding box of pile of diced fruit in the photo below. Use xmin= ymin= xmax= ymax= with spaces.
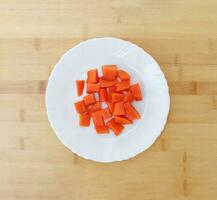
xmin=74 ymin=65 xmax=142 ymax=136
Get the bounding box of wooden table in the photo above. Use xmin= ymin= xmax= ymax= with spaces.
xmin=1 ymin=1 xmax=217 ymax=199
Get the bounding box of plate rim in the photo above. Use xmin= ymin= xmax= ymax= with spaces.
xmin=45 ymin=37 xmax=170 ymax=163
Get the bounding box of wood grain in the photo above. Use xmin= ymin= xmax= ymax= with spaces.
xmin=0 ymin=0 xmax=217 ymax=199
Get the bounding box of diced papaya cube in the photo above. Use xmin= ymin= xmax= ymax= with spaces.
xmin=107 ymin=86 xmax=116 ymax=102
xmin=106 ymin=119 xmax=124 ymax=136
xmin=76 ymin=80 xmax=85 ymax=96
xmin=74 ymin=100 xmax=88 ymax=114
xmin=101 ymin=108 xmax=112 ymax=121
xmin=79 ymin=113 xmax=90 ymax=127
xmin=130 ymin=83 xmax=142 ymax=101
xmin=87 ymin=69 xmax=98 ymax=83
xmin=95 ymin=126 xmax=109 ymax=134
xmin=107 ymin=102 xmax=115 ymax=114
xmin=117 ymin=70 xmax=130 ymax=80
xmin=88 ymin=102 xmax=101 ymax=113
xmin=86 ymin=83 xmax=100 ymax=93
xmin=91 ymin=110 xmax=104 ymax=127
xmin=124 ymin=102 xmax=141 ymax=120
xmin=113 ymin=102 xmax=126 ymax=116
xmin=114 ymin=116 xmax=132 ymax=125
xmin=99 ymin=79 xmax=118 ymax=87
xmin=83 ymin=94 xmax=96 ymax=106
xmin=102 ymin=65 xmax=117 ymax=80
xmin=109 ymin=86 xmax=117 ymax=92
xmin=99 ymin=88 xmax=108 ymax=102
xmin=111 ymin=92 xmax=124 ymax=103
xmin=116 ymin=80 xmax=130 ymax=91
xmin=123 ymin=91 xmax=134 ymax=102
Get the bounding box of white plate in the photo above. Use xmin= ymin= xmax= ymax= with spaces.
xmin=46 ymin=37 xmax=170 ymax=163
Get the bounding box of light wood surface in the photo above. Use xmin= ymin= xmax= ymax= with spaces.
xmin=0 ymin=0 xmax=217 ymax=199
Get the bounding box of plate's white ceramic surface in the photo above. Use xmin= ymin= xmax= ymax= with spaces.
xmin=46 ymin=37 xmax=170 ymax=162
